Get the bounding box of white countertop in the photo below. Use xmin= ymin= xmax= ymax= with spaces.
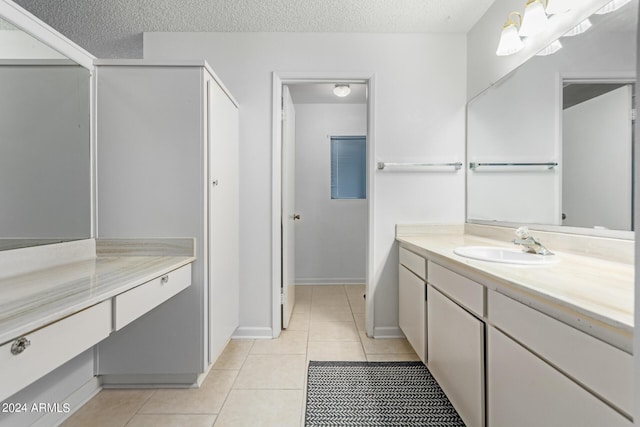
xmin=0 ymin=239 xmax=195 ymax=345
xmin=397 ymin=228 xmax=633 ymax=352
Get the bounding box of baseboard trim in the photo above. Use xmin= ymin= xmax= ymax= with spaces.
xmin=100 ymin=373 xmax=199 ymax=388
xmin=231 ymin=326 xmax=273 ymax=339
xmin=33 ymin=376 xmax=102 ymax=427
xmin=295 ymin=278 xmax=366 ymax=285
xmin=373 ymin=326 xmax=405 ymax=339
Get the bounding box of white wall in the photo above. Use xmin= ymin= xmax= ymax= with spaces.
xmin=144 ymin=32 xmax=467 ymax=336
xmin=293 ymin=103 xmax=367 ymax=285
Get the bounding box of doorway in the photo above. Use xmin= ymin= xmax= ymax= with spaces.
xmin=561 ymin=78 xmax=635 ymax=231
xmin=271 ymin=72 xmax=376 ymax=338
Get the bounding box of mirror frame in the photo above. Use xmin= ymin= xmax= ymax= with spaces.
xmin=0 ymin=0 xmax=96 ymax=246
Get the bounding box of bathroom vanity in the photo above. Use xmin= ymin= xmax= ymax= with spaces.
xmin=0 ymin=238 xmax=195 ymax=403
xmin=397 ymin=224 xmax=633 ymax=427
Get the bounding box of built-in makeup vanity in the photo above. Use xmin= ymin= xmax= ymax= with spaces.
xmin=0 ymin=239 xmax=195 ymax=403
xmin=0 ymin=1 xmax=238 ymax=425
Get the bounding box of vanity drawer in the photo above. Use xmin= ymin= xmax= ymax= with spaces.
xmin=427 ymin=261 xmax=484 ymax=317
xmin=488 ymin=290 xmax=632 ymax=416
xmin=114 ymin=263 xmax=192 ymax=330
xmin=399 ymin=247 xmax=426 ymax=280
xmin=0 ymin=300 xmax=111 ymax=402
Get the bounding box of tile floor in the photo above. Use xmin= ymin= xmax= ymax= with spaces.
xmin=62 ymin=284 xmax=419 ymax=427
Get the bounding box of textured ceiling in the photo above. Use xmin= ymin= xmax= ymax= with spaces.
xmin=13 ymin=0 xmax=495 ymax=57
xmin=17 ymin=0 xmax=495 ymax=33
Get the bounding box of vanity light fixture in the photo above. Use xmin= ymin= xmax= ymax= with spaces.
xmin=496 ymin=12 xmax=524 ymax=56
xmin=545 ymin=0 xmax=575 ymax=15
xmin=519 ymin=0 xmax=551 ymax=37
xmin=536 ymin=39 xmax=562 ymax=56
xmin=563 ymin=18 xmax=592 ymax=37
xmin=595 ymin=0 xmax=631 ymax=15
xmin=333 ymin=84 xmax=351 ymax=97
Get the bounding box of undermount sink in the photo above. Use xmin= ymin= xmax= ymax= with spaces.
xmin=453 ymin=246 xmax=558 ymax=265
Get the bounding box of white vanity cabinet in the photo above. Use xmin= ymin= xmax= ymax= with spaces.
xmin=397 ymin=242 xmax=632 ymax=427
xmin=427 ymin=262 xmax=485 ymax=427
xmin=487 ymin=326 xmax=631 ymax=427
xmin=398 ymin=247 xmax=426 ymax=362
xmin=113 ymin=264 xmax=192 ymax=331
xmin=95 ymin=61 xmax=239 ymax=385
xmin=0 ymin=300 xmax=111 ymax=403
xmin=487 ymin=290 xmax=632 ymax=426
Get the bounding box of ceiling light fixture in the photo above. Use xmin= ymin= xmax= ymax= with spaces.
xmin=519 ymin=0 xmax=550 ymax=37
xmin=496 ymin=12 xmax=524 ymax=56
xmin=595 ymin=0 xmax=631 ymax=15
xmin=536 ymin=39 xmax=562 ymax=56
xmin=333 ymin=84 xmax=351 ymax=97
xmin=563 ymin=18 xmax=592 ymax=37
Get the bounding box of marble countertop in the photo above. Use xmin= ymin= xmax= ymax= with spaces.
xmin=397 ymin=228 xmax=634 ymax=352
xmin=0 ymin=239 xmax=195 ymax=345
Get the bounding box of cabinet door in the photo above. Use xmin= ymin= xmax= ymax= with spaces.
xmin=398 ymin=264 xmax=426 ymax=362
xmin=427 ymin=285 xmax=484 ymax=427
xmin=208 ymin=77 xmax=240 ymax=364
xmin=487 ymin=327 xmax=632 ymax=427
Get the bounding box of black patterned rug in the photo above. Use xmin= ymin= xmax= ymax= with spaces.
xmin=305 ymin=361 xmax=465 ymax=427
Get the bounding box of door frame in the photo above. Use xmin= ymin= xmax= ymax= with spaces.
xmin=271 ymin=71 xmax=376 ymax=338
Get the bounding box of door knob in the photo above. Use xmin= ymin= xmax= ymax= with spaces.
xmin=293 ymin=214 xmax=301 ymax=220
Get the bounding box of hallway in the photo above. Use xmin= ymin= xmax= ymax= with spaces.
xmin=62 ymin=285 xmax=418 ymax=426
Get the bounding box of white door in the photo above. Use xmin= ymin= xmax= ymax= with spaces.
xmin=208 ymin=76 xmax=240 ymax=363
xmin=281 ymin=85 xmax=296 ymax=328
xmin=562 ymin=84 xmax=633 ymax=230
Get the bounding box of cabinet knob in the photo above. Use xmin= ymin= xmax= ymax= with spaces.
xmin=160 ymin=275 xmax=169 ymax=285
xmin=293 ymin=214 xmax=301 ymax=220
xmin=212 ymin=180 xmax=219 ymax=187
xmin=11 ymin=337 xmax=31 ymax=355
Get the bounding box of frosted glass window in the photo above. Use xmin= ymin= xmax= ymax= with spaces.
xmin=331 ymin=136 xmax=366 ymax=199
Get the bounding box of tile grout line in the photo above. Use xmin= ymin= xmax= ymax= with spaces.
xmin=124 ymin=389 xmax=158 ymax=426
xmin=210 ymin=339 xmax=256 ymax=426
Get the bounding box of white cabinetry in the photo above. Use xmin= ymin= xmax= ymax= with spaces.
xmin=397 ymin=245 xmax=632 ymax=427
xmin=95 ymin=62 xmax=239 ymax=384
xmin=114 ymin=264 xmax=192 ymax=331
xmin=0 ymin=301 xmax=111 ymax=402
xmin=427 ymin=268 xmax=484 ymax=427
xmin=487 ymin=326 xmax=632 ymax=427
xmin=488 ymin=290 xmax=633 ymax=416
xmin=398 ymin=248 xmax=426 ymax=362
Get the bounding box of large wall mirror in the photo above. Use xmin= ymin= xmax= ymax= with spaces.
xmin=467 ymin=0 xmax=637 ymax=237
xmin=0 ymin=14 xmax=92 ymax=251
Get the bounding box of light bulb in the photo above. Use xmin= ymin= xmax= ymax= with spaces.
xmin=333 ymin=85 xmax=351 ymax=97
xmin=496 ymin=12 xmax=524 ymax=56
xmin=520 ymin=0 xmax=550 ymax=37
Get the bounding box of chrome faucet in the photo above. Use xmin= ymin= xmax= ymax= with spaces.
xmin=512 ymin=227 xmax=553 ymax=256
